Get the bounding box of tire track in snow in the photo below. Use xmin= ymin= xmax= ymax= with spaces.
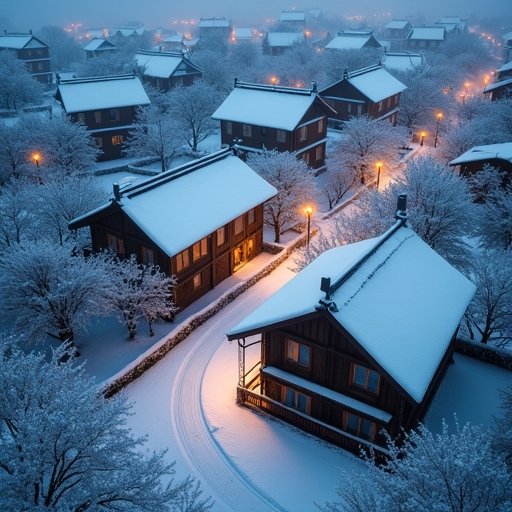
xmin=170 ymin=281 xmax=290 ymax=512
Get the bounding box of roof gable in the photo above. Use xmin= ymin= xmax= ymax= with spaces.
xmin=450 ymin=142 xmax=512 ymax=165
xmin=407 ymin=27 xmax=445 ymax=41
xmin=228 ymin=223 xmax=475 ymax=403
xmin=266 ymin=32 xmax=305 ymax=47
xmin=325 ymin=32 xmax=381 ymax=50
xmin=83 ymin=38 xmax=117 ymax=51
xmin=0 ymin=33 xmax=47 ymax=49
xmin=56 ymin=74 xmax=150 ymax=113
xmin=135 ymin=51 xmax=201 ymax=78
xmin=382 ymin=52 xmax=423 ymax=71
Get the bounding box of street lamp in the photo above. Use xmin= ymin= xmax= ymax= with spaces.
xmin=304 ymin=206 xmax=313 ymax=248
xmin=434 ymin=113 xmax=443 ymax=148
xmin=33 ymin=153 xmax=40 ymax=168
xmin=420 ymin=131 xmax=426 ymax=146
xmin=376 ymin=161 xmax=382 ymax=189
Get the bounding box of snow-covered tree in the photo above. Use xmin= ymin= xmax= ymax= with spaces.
xmin=322 ymin=157 xmax=359 ymax=209
xmin=0 ymin=241 xmax=111 ymax=342
xmin=493 ymin=384 xmax=512 ymax=467
xmin=105 ymin=254 xmax=177 ymax=339
xmin=440 ymin=118 xmax=489 ymax=163
xmin=168 ymin=81 xmax=223 ymax=152
xmin=330 ymin=116 xmax=407 ymax=185
xmin=247 ymin=149 xmax=317 ymax=243
xmin=30 ymin=115 xmax=100 ymax=174
xmin=0 ymin=336 xmax=213 ymax=511
xmin=0 ymin=121 xmax=31 ymax=183
xmin=37 ymin=25 xmax=83 ymax=71
xmin=462 ymin=249 xmax=512 ymax=347
xmin=321 ymin=49 xmax=382 ymax=87
xmin=320 ymin=422 xmax=512 ymax=512
xmin=125 ymin=102 xmax=187 ymax=172
xmin=0 ymin=50 xmax=43 ymax=110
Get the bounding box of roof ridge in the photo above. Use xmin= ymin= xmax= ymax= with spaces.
xmin=58 ymin=73 xmax=137 ymax=84
xmin=136 ymin=50 xmax=184 ymax=58
xmin=234 ymin=79 xmax=316 ymax=96
xmin=346 ymin=63 xmax=382 ymax=78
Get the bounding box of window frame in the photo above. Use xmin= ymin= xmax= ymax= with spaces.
xmin=216 ymin=226 xmax=226 ymax=246
xmin=192 ymin=237 xmax=208 ymax=262
xmin=234 ymin=215 xmax=244 ymax=235
xmin=226 ymin=121 xmax=233 ymax=135
xmin=192 ymin=272 xmax=202 ymax=289
xmin=247 ymin=208 xmax=255 ymax=225
xmin=317 ymin=117 xmax=324 ymax=134
xmin=282 ymin=386 xmax=311 ymax=414
xmin=286 ymin=338 xmax=311 ymax=368
xmin=343 ymin=411 xmax=376 ymax=441
xmin=351 ymin=363 xmax=380 ymax=394
xmin=242 ymin=124 xmax=252 ymax=137
xmin=109 ymin=108 xmax=120 ymax=122
xmin=111 ymin=135 xmax=123 ymax=146
xmin=298 ymin=125 xmax=307 ymax=141
xmin=315 ymin=145 xmax=323 ymax=161
xmin=141 ymin=246 xmax=155 ymax=265
xmin=176 ymin=249 xmax=190 ymax=272
xmin=276 ymin=129 xmax=287 ymax=143
xmin=94 ymin=111 xmax=102 ymax=124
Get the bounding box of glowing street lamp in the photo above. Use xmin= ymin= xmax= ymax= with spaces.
xmin=304 ymin=205 xmax=313 ymax=248
xmin=32 ymin=152 xmax=40 ymax=168
xmin=420 ymin=131 xmax=426 ymax=146
xmin=376 ymin=161 xmax=382 ymax=189
xmin=270 ymin=75 xmax=279 ymax=85
xmin=434 ymin=112 xmax=443 ymax=148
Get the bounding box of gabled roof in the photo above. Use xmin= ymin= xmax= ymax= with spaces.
xmin=325 ymin=31 xmax=381 ymax=50
xmin=56 ymin=74 xmax=150 ymax=113
xmin=198 ymin=18 xmax=231 ymax=28
xmin=111 ymin=26 xmax=145 ymax=36
xmin=498 ymin=60 xmax=512 ymax=73
xmin=232 ymin=28 xmax=252 ymax=40
xmin=385 ymin=20 xmax=411 ymax=30
xmin=69 ymin=148 xmax=277 ymax=256
xmin=279 ymin=11 xmax=306 ymax=22
xmin=228 ymin=222 xmax=475 ymax=404
xmin=483 ymin=77 xmax=512 ymax=94
xmin=266 ymin=32 xmax=305 ymax=47
xmin=135 ymin=51 xmax=202 ymax=79
xmin=320 ymin=64 xmax=407 ymax=103
xmin=407 ymin=27 xmax=445 ymax=41
xmin=83 ymin=38 xmax=117 ymax=52
xmin=382 ymin=52 xmax=423 ymax=71
xmin=0 ymin=33 xmax=48 ymax=49
xmin=212 ymin=80 xmax=335 ymax=131
xmin=449 ymin=142 xmax=512 ymax=166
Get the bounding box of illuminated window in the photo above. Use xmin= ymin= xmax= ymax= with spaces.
xmin=192 ymin=237 xmax=208 ymax=262
xmin=351 ymin=363 xmax=380 ymax=393
xmin=277 ymin=129 xmax=286 ymax=143
xmin=216 ymin=226 xmax=225 ymax=246
xmin=242 ymin=124 xmax=252 ymax=137
xmin=176 ymin=249 xmax=190 ymax=272
xmin=193 ymin=273 xmax=202 ymax=289
xmin=344 ymin=411 xmax=376 ymax=441
xmin=112 ymin=135 xmax=123 ymax=145
xmin=247 ymin=208 xmax=255 ymax=225
xmin=234 ymin=215 xmax=244 ymax=235
xmin=286 ymin=338 xmax=310 ymax=367
xmin=282 ymin=386 xmax=310 ymax=414
xmin=226 ymin=121 xmax=233 ymax=135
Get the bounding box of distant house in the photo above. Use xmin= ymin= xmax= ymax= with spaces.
xmin=449 ymin=142 xmax=512 ymax=185
xmin=110 ymin=25 xmax=145 ymax=38
xmin=382 ymin=51 xmax=423 ymax=72
xmin=162 ymin=34 xmax=184 ymax=52
xmin=212 ymin=80 xmax=336 ymax=170
xmin=227 ymin=201 xmax=475 ymax=455
xmin=483 ymin=60 xmax=512 ymax=101
xmin=278 ymin=11 xmax=306 ymax=30
xmin=0 ymin=32 xmax=52 ymax=84
xmin=231 ymin=27 xmax=253 ymax=44
xmin=55 ymin=74 xmax=150 ymax=161
xmin=325 ymin=30 xmax=382 ymax=51
xmin=198 ymin=18 xmax=233 ymax=40
xmin=69 ymin=148 xmax=277 ymax=310
xmin=263 ymin=32 xmax=306 ymax=55
xmin=436 ymin=16 xmax=466 ymax=33
xmin=405 ymin=27 xmax=446 ymax=50
xmin=135 ymin=50 xmax=203 ymax=91
xmin=83 ymin=38 xmax=118 ymax=59
xmin=502 ymin=31 xmax=512 ymax=62
xmin=319 ymin=64 xmax=406 ymax=126
xmin=385 ymin=20 xmax=412 ymax=51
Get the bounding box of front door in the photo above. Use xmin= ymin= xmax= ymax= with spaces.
xmin=233 ymin=238 xmax=255 ymax=272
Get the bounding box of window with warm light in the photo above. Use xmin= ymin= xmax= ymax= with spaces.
xmin=351 ymin=363 xmax=380 ymax=393
xmin=192 ymin=273 xmax=202 ymax=289
xmin=192 ymin=237 xmax=208 ymax=262
xmin=343 ymin=411 xmax=376 ymax=441
xmin=286 ymin=338 xmax=310 ymax=368
xmin=112 ymin=135 xmax=123 ymax=145
xmin=216 ymin=226 xmax=225 ymax=246
xmin=282 ymin=386 xmax=310 ymax=414
xmin=176 ymin=249 xmax=190 ymax=272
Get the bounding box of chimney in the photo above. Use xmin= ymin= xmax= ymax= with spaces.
xmin=320 ymin=277 xmax=331 ymax=300
xmin=316 ymin=276 xmax=339 ymax=313
xmin=113 ymin=183 xmax=121 ymax=201
xmin=234 ymin=77 xmax=238 ymax=87
xmin=343 ymin=68 xmax=349 ymax=79
xmin=311 ymin=80 xmax=317 ymax=92
xmin=395 ymin=194 xmax=407 ymax=224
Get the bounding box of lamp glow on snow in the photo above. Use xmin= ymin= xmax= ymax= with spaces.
xmin=420 ymin=131 xmax=426 ymax=146
xmin=434 ymin=113 xmax=443 ymax=148
xmin=304 ymin=205 xmax=314 ymax=248
xmin=376 ymin=161 xmax=382 ymax=189
xmin=32 ymin=152 xmax=41 ymax=168
xmin=270 ymin=75 xmax=279 ymax=85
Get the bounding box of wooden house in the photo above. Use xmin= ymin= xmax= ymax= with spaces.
xmin=319 ymin=64 xmax=406 ymax=126
xmin=55 ymin=74 xmax=150 ymax=161
xmin=325 ymin=30 xmax=382 ymax=51
xmin=68 ymin=148 xmax=277 ymax=311
xmin=83 ymin=38 xmax=118 ymax=59
xmin=212 ymin=80 xmax=336 ymax=170
xmin=162 ymin=34 xmax=185 ymax=52
xmin=0 ymin=32 xmax=52 ymax=84
xmin=278 ymin=11 xmax=306 ymax=31
xmin=405 ymin=27 xmax=446 ymax=50
xmin=483 ymin=61 xmax=512 ymax=101
xmin=436 ymin=17 xmax=466 ymax=34
xmin=263 ymin=32 xmax=306 ymax=55
xmin=384 ymin=20 xmax=412 ymax=51
xmin=198 ymin=18 xmax=233 ymax=41
xmin=135 ymin=50 xmax=203 ymax=91
xmin=227 ymin=201 xmax=475 ymax=455
xmin=382 ymin=51 xmax=423 ymax=72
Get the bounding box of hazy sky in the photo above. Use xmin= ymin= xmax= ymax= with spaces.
xmin=2 ymin=0 xmax=511 ymax=31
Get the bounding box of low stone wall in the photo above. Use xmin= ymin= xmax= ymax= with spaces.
xmin=103 ymin=232 xmax=308 ymax=397
xmin=455 ymin=338 xmax=512 ymax=371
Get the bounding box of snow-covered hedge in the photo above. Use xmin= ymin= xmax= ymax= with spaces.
xmin=455 ymin=338 xmax=512 ymax=371
xmin=103 ymin=233 xmax=307 ymax=397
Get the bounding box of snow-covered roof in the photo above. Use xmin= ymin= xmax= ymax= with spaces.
xmin=228 ymin=224 xmax=475 ymax=403
xmin=503 ymin=31 xmax=512 ymax=42
xmin=0 ymin=33 xmax=47 ymax=49
xmin=385 ymin=20 xmax=410 ymax=30
xmin=164 ymin=34 xmax=183 ymax=43
xmin=72 ymin=149 xmax=276 ymax=256
xmin=498 ymin=60 xmax=512 ymax=73
xmin=212 ymin=81 xmax=328 ymax=131
xmin=279 ymin=11 xmax=306 ymax=22
xmin=325 ymin=33 xmax=380 ymax=50
xmin=483 ymin=77 xmax=512 ymax=94
xmin=233 ymin=28 xmax=252 ymax=40
xmin=57 ymin=75 xmax=150 ymax=113
xmin=112 ymin=26 xmax=145 ymax=36
xmin=135 ymin=51 xmax=201 ymax=78
xmin=382 ymin=52 xmax=423 ymax=71
xmin=449 ymin=142 xmax=512 ymax=165
xmin=83 ymin=38 xmax=117 ymax=51
xmin=407 ymin=27 xmax=445 ymax=41
xmin=266 ymin=32 xmax=305 ymax=47
xmin=198 ymin=18 xmax=231 ymax=28
xmin=347 ymin=66 xmax=406 ymax=102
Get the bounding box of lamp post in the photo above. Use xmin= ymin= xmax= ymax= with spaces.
xmin=33 ymin=153 xmax=40 ymax=169
xmin=420 ymin=131 xmax=426 ymax=146
xmin=434 ymin=113 xmax=443 ymax=148
xmin=304 ymin=206 xmax=313 ymax=248
xmin=376 ymin=161 xmax=382 ymax=189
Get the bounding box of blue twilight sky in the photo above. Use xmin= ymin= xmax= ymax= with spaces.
xmin=1 ymin=0 xmax=511 ymax=31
